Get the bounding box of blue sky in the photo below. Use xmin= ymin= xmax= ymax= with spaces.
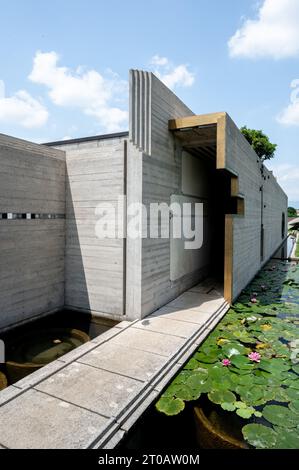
xmin=0 ymin=0 xmax=298 ymax=206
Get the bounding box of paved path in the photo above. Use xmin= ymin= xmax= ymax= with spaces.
xmin=0 ymin=281 xmax=229 ymax=449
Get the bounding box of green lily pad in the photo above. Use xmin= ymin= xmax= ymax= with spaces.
xmin=194 ymin=351 xmax=219 ymax=363
xmin=292 ymin=364 xmax=299 ymax=374
xmin=155 ymin=397 xmax=185 ymax=416
xmin=184 ymin=358 xmax=200 ymax=370
xmin=263 ymin=405 xmax=299 ymax=428
xmin=173 ymin=385 xmax=201 ymax=401
xmin=221 ymin=402 xmax=236 ymax=412
xmin=273 ymin=427 xmax=299 ymax=449
xmin=242 ymin=423 xmax=277 ymax=449
xmin=230 ymin=373 xmax=252 ymax=386
xmin=284 ymin=387 xmax=299 ymax=401
xmin=236 ymin=407 xmax=255 ymax=419
xmin=235 ymin=385 xmax=265 ymax=405
xmin=232 ymin=331 xmax=256 ymax=343
xmin=288 ymin=401 xmax=299 ymax=414
xmin=186 ymin=371 xmax=208 ymax=390
xmin=260 ymin=357 xmax=290 ymax=369
xmin=221 ymin=343 xmax=249 ymax=358
xmin=208 ymin=390 xmax=236 ymax=405
xmin=234 ymin=401 xmax=247 ymax=409
xmin=230 ymin=355 xmax=255 ymax=370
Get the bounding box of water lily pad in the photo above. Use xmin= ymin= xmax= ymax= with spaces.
xmin=262 ymin=405 xmax=298 ymax=428
xmin=273 ymin=427 xmax=299 ymax=449
xmin=194 ymin=351 xmax=219 ymax=363
xmin=288 ymin=401 xmax=299 ymax=414
xmin=235 ymin=401 xmax=247 ymax=409
xmin=288 ymin=379 xmax=299 ymax=390
xmin=208 ymin=389 xmax=236 ymax=405
xmin=155 ymin=397 xmax=185 ymax=416
xmin=231 ymin=355 xmax=255 ymax=370
xmin=174 ymin=385 xmax=201 ymax=401
xmin=184 ymin=358 xmax=200 ymax=370
xmin=242 ymin=423 xmax=277 ymax=449
xmin=230 ymin=372 xmax=252 ymax=386
xmin=236 ymin=407 xmax=255 ymax=419
xmin=221 ymin=402 xmax=236 ymax=412
xmin=258 ymin=358 xmax=291 ymax=375
xmin=292 ymin=364 xmax=299 ymax=374
xmin=232 ymin=331 xmax=256 ymax=344
xmin=284 ymin=387 xmax=299 ymax=401
xmin=186 ymin=371 xmax=208 ymax=390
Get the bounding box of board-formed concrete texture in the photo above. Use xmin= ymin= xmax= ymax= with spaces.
xmin=128 ymin=69 xmax=287 ymax=313
xmin=127 ymin=70 xmax=213 ymax=319
xmin=0 ymin=134 xmax=66 ymax=330
xmin=0 ymin=69 xmax=287 ymax=328
xmin=0 ymin=68 xmax=288 ymax=448
xmin=48 ymin=133 xmax=128 ymax=319
xmin=0 ymin=281 xmax=229 ymax=449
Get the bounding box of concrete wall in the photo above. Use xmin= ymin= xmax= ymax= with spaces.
xmin=224 ymin=116 xmax=288 ymax=300
xmin=52 ymin=135 xmax=126 ymax=318
xmin=0 ymin=134 xmax=65 ymax=331
xmin=128 ymin=70 xmax=211 ymax=319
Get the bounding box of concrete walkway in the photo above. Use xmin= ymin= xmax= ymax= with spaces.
xmin=0 ymin=280 xmax=229 ymax=449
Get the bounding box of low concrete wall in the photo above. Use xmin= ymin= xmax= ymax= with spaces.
xmin=0 ymin=134 xmax=66 ymax=331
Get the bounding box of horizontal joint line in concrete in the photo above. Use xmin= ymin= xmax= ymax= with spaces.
xmin=74 ymin=361 xmax=145 ymax=384
xmin=33 ymin=388 xmax=112 ymax=420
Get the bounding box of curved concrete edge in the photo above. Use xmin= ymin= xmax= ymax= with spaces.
xmin=3 ymin=320 xmax=137 ymax=394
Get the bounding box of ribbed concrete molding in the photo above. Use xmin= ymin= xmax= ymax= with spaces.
xmin=129 ymin=70 xmax=152 ymax=155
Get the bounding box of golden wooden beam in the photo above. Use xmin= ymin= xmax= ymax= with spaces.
xmin=168 ymin=112 xmax=226 ymax=131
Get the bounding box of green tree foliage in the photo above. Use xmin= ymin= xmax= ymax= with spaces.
xmin=288 ymin=207 xmax=297 ymax=218
xmin=240 ymin=126 xmax=277 ymax=161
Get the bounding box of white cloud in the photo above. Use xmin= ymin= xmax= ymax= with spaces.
xmin=150 ymin=55 xmax=169 ymax=67
xmin=277 ymin=79 xmax=299 ymax=125
xmin=268 ymin=163 xmax=299 ymax=201
xmin=0 ymin=79 xmax=48 ymax=128
xmin=228 ymin=0 xmax=299 ymax=59
xmin=29 ymin=51 xmax=128 ymax=132
xmin=149 ymin=55 xmax=195 ymax=89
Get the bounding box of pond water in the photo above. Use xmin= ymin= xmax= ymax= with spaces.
xmin=119 ymin=257 xmax=299 ymax=450
xmin=0 ymin=310 xmax=118 ymax=388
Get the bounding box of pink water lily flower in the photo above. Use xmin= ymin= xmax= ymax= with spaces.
xmin=222 ymin=359 xmax=231 ymax=367
xmin=248 ymin=352 xmax=261 ymax=362
xmin=250 ymin=297 xmax=258 ymax=304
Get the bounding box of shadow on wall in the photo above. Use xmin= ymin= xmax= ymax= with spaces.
xmin=64 ymin=168 xmax=90 ymax=313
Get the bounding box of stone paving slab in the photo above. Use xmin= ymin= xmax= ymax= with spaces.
xmin=110 ymin=327 xmax=186 ymax=357
xmin=0 ymin=389 xmax=109 ymax=449
xmin=14 ymin=359 xmax=65 ymax=390
xmin=0 ymin=385 xmax=23 ymax=406
xmin=35 ymin=362 xmax=144 ymax=418
xmin=77 ymin=341 xmax=168 ymax=382
xmin=150 ymin=305 xmax=217 ymax=324
xmin=132 ymin=315 xmax=201 ymax=338
xmin=166 ymin=291 xmax=225 ymax=313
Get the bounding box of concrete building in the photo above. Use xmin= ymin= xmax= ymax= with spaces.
xmin=0 ymin=69 xmax=288 ymax=331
